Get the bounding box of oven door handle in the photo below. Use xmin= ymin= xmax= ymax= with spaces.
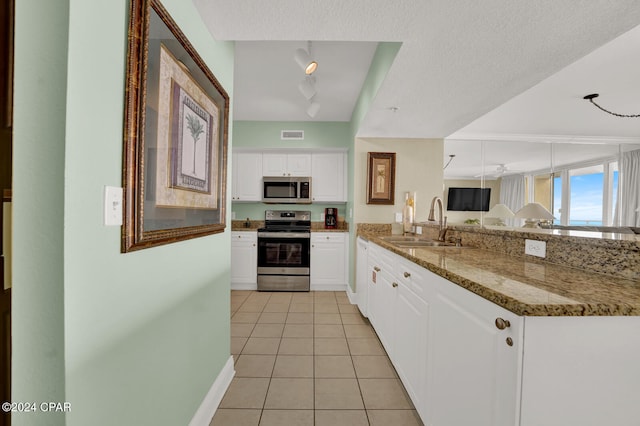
xmin=258 ymin=232 xmax=310 ymax=239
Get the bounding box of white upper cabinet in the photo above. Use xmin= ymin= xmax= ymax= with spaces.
xmin=232 ymin=152 xmax=263 ymax=202
xmin=234 ymin=149 xmax=347 ymax=203
xmin=262 ymin=153 xmax=311 ymax=177
xmin=311 ymin=152 xmax=347 ymax=202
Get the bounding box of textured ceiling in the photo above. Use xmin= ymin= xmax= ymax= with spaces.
xmin=193 ymin=0 xmax=640 ymax=140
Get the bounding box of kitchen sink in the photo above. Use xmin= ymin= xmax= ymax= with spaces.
xmin=379 ymin=235 xmax=465 ymax=248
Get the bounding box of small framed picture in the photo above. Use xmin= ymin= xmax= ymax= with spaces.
xmin=366 ymin=152 xmax=396 ymax=205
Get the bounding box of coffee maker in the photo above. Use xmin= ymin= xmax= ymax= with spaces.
xmin=324 ymin=208 xmax=338 ymax=229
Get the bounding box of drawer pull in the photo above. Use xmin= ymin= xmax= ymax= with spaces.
xmin=506 ymin=337 xmax=513 ymax=347
xmin=392 ymin=282 xmax=399 ymax=288
xmin=495 ymin=318 xmax=511 ymax=330
xmin=373 ymin=266 xmax=381 ymax=272
xmin=403 ymin=272 xmax=411 ymax=278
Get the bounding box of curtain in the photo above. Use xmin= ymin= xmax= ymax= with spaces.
xmin=616 ymin=149 xmax=640 ymax=227
xmin=500 ymin=175 xmax=526 ymax=226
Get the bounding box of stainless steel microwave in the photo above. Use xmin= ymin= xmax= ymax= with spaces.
xmin=262 ymin=177 xmax=312 ymax=204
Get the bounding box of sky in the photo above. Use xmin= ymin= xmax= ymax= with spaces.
xmin=553 ymin=171 xmax=617 ymax=225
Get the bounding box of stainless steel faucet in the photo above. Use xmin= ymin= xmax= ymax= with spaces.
xmin=428 ymin=196 xmax=448 ymax=241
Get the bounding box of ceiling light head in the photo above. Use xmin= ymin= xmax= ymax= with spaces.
xmin=307 ymin=101 xmax=320 ymax=118
xmin=305 ymin=61 xmax=318 ymax=75
xmin=294 ymin=42 xmax=318 ymax=75
xmin=298 ymin=76 xmax=316 ymax=100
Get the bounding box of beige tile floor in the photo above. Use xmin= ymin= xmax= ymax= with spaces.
xmin=210 ymin=290 xmax=424 ymax=426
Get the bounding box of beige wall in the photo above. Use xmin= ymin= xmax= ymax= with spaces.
xmin=444 ymin=178 xmax=501 ymax=225
xmin=354 ymin=138 xmax=444 ymax=224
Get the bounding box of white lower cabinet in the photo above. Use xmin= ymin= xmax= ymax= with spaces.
xmin=230 ymin=231 xmax=257 ymax=289
xmin=355 ymin=237 xmax=369 ymax=316
xmin=363 ymin=245 xmax=521 ymax=425
xmin=365 ymin=243 xmax=394 ymax=340
xmin=426 ymin=272 xmax=522 ymax=426
xmin=310 ymin=232 xmax=348 ymax=290
xmin=393 ymin=277 xmax=429 ymax=415
xmin=359 ymin=242 xmax=640 ymax=426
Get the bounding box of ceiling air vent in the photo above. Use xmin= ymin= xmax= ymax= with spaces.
xmin=281 ymin=130 xmax=304 ymax=140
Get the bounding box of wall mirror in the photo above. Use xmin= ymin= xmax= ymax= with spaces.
xmin=443 ymin=138 xmax=640 ymax=235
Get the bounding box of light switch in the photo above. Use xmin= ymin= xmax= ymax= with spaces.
xmin=104 ymin=186 xmax=123 ymax=226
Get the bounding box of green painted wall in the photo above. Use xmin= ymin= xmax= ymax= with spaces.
xmin=12 ymin=1 xmax=69 ymax=424
xmin=349 ymin=42 xmax=402 ymax=137
xmin=345 ymin=42 xmax=401 ymax=292
xmin=233 ymin=121 xmax=351 ymax=149
xmin=13 ymin=1 xmax=234 ymax=425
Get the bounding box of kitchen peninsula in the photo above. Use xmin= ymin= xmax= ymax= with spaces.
xmin=356 ymin=223 xmax=640 ymax=426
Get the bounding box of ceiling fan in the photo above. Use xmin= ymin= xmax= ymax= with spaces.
xmin=475 ymin=164 xmax=523 ymax=177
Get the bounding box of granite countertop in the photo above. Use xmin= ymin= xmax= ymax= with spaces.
xmin=360 ymin=231 xmax=640 ymax=317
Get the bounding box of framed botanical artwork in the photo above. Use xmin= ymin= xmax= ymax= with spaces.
xmin=122 ymin=0 xmax=229 ymax=252
xmin=366 ymin=152 xmax=396 ymax=205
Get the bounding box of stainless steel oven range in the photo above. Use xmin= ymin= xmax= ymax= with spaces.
xmin=257 ymin=210 xmax=311 ymax=292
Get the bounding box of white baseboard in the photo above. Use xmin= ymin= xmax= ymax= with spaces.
xmin=346 ymin=283 xmax=357 ymax=304
xmin=310 ymin=284 xmax=348 ymax=292
xmin=189 ymin=355 xmax=235 ymax=426
xmin=230 ymin=283 xmax=257 ymax=290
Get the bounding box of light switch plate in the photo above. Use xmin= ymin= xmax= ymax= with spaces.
xmin=395 ymin=212 xmax=403 ymax=223
xmin=525 ymin=239 xmax=546 ymax=258
xmin=104 ymin=186 xmax=123 ymax=226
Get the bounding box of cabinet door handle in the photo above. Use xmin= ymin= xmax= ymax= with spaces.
xmin=252 ymin=243 xmax=256 ymax=247
xmin=326 ymin=236 xmax=330 ymax=240
xmin=505 ymin=337 xmax=513 ymax=347
xmin=373 ymin=266 xmax=381 ymax=272
xmin=403 ymin=272 xmax=411 ymax=278
xmin=392 ymin=282 xmax=398 ymax=288
xmin=495 ymin=318 xmax=511 ymax=330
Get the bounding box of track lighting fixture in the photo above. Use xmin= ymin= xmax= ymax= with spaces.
xmin=583 ymin=93 xmax=640 ymax=118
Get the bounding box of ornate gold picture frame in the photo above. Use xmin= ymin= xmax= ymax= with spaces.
xmin=122 ymin=0 xmax=229 ymax=252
